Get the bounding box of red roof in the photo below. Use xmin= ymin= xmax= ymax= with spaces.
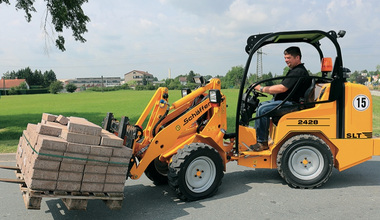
xmin=0 ymin=78 xmax=27 ymax=89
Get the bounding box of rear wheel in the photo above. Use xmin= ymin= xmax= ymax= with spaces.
xmin=168 ymin=143 xmax=224 ymax=201
xmin=277 ymin=134 xmax=333 ymax=188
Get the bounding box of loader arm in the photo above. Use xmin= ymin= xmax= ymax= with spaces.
xmin=129 ymin=78 xmax=226 ymax=180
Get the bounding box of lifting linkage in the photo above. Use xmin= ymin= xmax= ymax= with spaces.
xmin=235 ymin=30 xmax=348 ymax=153
xmin=127 ymin=78 xmax=225 ymax=180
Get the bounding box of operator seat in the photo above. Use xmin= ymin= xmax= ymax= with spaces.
xmin=270 ymin=78 xmax=316 ymax=125
xmin=268 ymin=57 xmax=332 ymax=125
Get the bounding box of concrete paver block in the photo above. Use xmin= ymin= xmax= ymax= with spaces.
xmin=66 ymin=142 xmax=91 ymax=155
xmin=112 ymin=146 xmax=133 ymax=158
xmin=67 ymin=118 xmax=102 ymax=136
xmin=84 ymin=165 xmax=107 ymax=174
xmin=80 ymin=182 xmax=104 ymax=192
xmin=58 ymin=171 xmax=84 ymax=182
xmin=82 ymin=173 xmax=105 ymax=183
xmin=87 ymin=155 xmax=109 ymax=165
xmin=100 ymin=130 xmax=124 ymax=147
xmin=56 ymin=181 xmax=81 ymax=192
xmin=90 ymin=145 xmax=113 ymax=157
xmin=42 ymin=113 xmax=57 ymax=122
xmin=29 ymin=169 xmax=59 ymax=181
xmin=62 ymin=152 xmax=88 ymax=164
xmin=61 ymin=130 xmax=101 ymax=145
xmin=31 ymin=149 xmax=64 ymax=161
xmin=59 ymin=163 xmax=85 ymax=173
xmin=28 ymin=179 xmax=57 ymax=191
xmin=34 ymin=134 xmax=67 ymax=152
xmin=56 ymin=115 xmax=69 ymax=125
xmin=36 ymin=123 xmax=62 ymax=137
xmin=31 ymin=159 xmax=61 ymax=171
xmin=105 ymin=174 xmax=126 ymax=184
xmin=106 ymin=166 xmax=128 ymax=175
xmin=103 ymin=183 xmax=125 ymax=193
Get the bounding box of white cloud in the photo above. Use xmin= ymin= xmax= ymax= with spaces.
xmin=1 ymin=0 xmax=380 ymax=79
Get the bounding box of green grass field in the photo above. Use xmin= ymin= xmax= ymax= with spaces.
xmin=1 ymin=89 xmax=379 ymax=153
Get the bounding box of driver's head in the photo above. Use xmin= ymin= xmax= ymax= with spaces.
xmin=284 ymin=46 xmax=302 ymax=69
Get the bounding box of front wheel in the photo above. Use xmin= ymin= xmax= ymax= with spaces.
xmin=144 ymin=157 xmax=168 ymax=185
xmin=168 ymin=143 xmax=224 ymax=201
xmin=277 ymin=134 xmax=333 ymax=188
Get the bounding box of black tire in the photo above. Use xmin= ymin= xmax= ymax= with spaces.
xmin=168 ymin=143 xmax=224 ymax=201
xmin=144 ymin=158 xmax=168 ymax=185
xmin=277 ymin=134 xmax=333 ymax=188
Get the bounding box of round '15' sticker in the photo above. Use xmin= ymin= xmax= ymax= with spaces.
xmin=353 ymin=95 xmax=370 ymax=111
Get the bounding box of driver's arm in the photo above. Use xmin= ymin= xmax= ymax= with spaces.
xmin=255 ymin=84 xmax=288 ymax=95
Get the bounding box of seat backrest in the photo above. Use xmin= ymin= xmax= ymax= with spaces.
xmin=299 ymin=78 xmax=316 ymax=109
xmin=303 ymin=78 xmax=316 ymax=104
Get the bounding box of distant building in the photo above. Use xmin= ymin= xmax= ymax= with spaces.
xmin=124 ymin=70 xmax=154 ymax=85
xmin=152 ymin=81 xmax=165 ymax=86
xmin=179 ymin=77 xmax=187 ymax=85
xmin=64 ymin=77 xmax=122 ymax=88
xmin=0 ymin=78 xmax=30 ymax=90
xmin=373 ymin=74 xmax=379 ymax=83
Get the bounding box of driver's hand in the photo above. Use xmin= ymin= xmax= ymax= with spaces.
xmin=254 ymin=85 xmax=261 ymax=91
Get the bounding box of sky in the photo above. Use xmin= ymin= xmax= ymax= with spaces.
xmin=1 ymin=0 xmax=380 ymax=80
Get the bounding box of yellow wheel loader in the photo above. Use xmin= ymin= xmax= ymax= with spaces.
xmin=104 ymin=30 xmax=380 ymax=201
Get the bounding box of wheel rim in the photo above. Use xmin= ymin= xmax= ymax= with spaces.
xmin=185 ymin=156 xmax=216 ymax=193
xmin=288 ymin=146 xmax=324 ymax=181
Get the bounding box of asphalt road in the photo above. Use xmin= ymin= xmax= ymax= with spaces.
xmin=1 ymin=153 xmax=380 ymax=220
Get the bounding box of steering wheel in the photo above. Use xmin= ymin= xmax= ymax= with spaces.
xmin=252 ymin=89 xmax=267 ymax=98
xmin=240 ymin=84 xmax=268 ymax=125
xmin=244 ymin=84 xmax=267 ymax=103
xmin=243 ymin=85 xmax=267 ymax=110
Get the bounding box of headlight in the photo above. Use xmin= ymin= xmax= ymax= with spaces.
xmin=181 ymin=88 xmax=191 ymax=97
xmin=193 ymin=76 xmax=205 ymax=85
xmin=209 ymin=89 xmax=221 ymax=103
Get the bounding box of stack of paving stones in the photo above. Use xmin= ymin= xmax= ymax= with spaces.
xmin=16 ymin=113 xmax=132 ymax=194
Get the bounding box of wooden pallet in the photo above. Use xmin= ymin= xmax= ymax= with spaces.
xmin=19 ymin=186 xmax=124 ymax=210
xmin=10 ymin=168 xmax=124 ymax=210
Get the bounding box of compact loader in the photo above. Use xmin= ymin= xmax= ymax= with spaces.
xmin=104 ymin=30 xmax=380 ymax=201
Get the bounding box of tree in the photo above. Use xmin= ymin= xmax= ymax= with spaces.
xmin=168 ymin=79 xmax=181 ymax=90
xmin=142 ymin=75 xmax=147 ymax=85
xmin=128 ymin=80 xmax=138 ymax=88
xmin=222 ymin=66 xmax=244 ymax=89
xmin=3 ymin=67 xmax=54 ymax=87
xmin=348 ymin=70 xmax=360 ymax=83
xmin=32 ymin=70 xmax=44 ymax=86
xmin=283 ymin=66 xmax=290 ymax=76
xmin=43 ymin=70 xmax=57 ymax=88
xmin=187 ymin=70 xmax=196 ymax=83
xmin=65 ymin=83 xmax=77 ymax=93
xmin=18 ymin=82 xmax=28 ymax=90
xmin=49 ymin=81 xmax=63 ymax=94
xmin=261 ymin=72 xmax=275 ymax=86
xmin=204 ymin=75 xmax=213 ymax=81
xmin=1 ymin=0 xmax=90 ymax=51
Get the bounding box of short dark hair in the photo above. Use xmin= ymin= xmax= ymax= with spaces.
xmin=284 ymin=46 xmax=302 ymax=59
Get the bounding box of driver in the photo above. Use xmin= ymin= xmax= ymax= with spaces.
xmin=251 ymin=46 xmax=310 ymax=151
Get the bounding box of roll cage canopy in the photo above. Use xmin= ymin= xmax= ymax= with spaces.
xmin=235 ymin=30 xmax=349 ymax=146
xmin=244 ymin=30 xmax=346 ymax=80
